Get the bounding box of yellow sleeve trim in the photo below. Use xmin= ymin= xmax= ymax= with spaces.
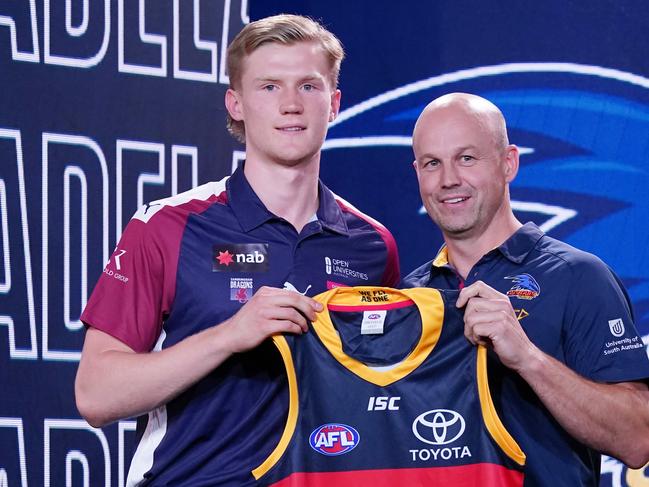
xmin=311 ymin=287 xmax=444 ymax=387
xmin=252 ymin=336 xmax=299 ymax=480
xmin=477 ymin=346 xmax=526 ymax=466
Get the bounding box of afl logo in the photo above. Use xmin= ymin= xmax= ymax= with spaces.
xmin=367 ymin=313 xmax=381 ymax=319
xmin=309 ymin=423 xmax=360 ymax=456
xmin=412 ymin=409 xmax=466 ymax=445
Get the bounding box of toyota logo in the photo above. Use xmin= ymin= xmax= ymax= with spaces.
xmin=412 ymin=409 xmax=466 ymax=445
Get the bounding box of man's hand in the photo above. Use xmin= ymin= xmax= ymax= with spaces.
xmin=219 ymin=286 xmax=323 ymax=354
xmin=457 ymin=280 xmax=540 ymax=372
xmin=456 ymin=280 xmax=649 ymax=466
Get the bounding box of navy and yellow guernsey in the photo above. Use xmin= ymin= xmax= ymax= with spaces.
xmin=253 ymin=287 xmax=525 ymax=486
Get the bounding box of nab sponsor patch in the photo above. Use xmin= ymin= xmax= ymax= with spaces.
xmin=309 ymin=423 xmax=360 ymax=456
xmin=213 ymin=243 xmax=269 ymax=272
xmin=230 ymin=278 xmax=253 ymax=303
xmin=505 ymin=273 xmax=540 ymax=300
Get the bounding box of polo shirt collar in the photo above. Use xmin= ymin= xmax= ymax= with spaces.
xmin=431 ymin=222 xmax=545 ymax=268
xmin=496 ymin=222 xmax=545 ymax=264
xmin=316 ymin=180 xmax=349 ymax=235
xmin=227 ymin=163 xmax=349 ymax=235
xmin=227 ymin=164 xmax=276 ymax=232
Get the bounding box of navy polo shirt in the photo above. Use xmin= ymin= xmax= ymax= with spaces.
xmin=403 ymin=222 xmax=649 ymax=487
xmin=82 ymin=164 xmax=400 ymax=486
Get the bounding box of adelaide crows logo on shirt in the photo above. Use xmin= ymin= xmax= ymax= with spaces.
xmin=213 ymin=243 xmax=269 ymax=272
xmin=505 ymin=274 xmax=541 ymax=300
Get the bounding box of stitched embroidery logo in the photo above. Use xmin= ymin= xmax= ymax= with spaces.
xmin=505 ymin=274 xmax=540 ymax=300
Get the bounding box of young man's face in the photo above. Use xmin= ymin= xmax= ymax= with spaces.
xmin=226 ymin=41 xmax=340 ymax=167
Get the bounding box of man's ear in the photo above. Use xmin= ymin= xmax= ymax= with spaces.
xmin=503 ymin=144 xmax=520 ymax=183
xmin=329 ymin=89 xmax=342 ymax=122
xmin=225 ymin=88 xmax=244 ymax=121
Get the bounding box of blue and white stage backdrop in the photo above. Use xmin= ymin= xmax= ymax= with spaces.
xmin=2 ymin=1 xmax=648 ymax=485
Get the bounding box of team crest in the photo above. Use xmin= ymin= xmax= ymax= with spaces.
xmin=230 ymin=278 xmax=253 ymax=303
xmin=505 ymin=274 xmax=540 ymax=300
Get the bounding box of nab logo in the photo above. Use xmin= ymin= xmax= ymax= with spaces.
xmin=412 ymin=409 xmax=466 ymax=446
xmin=212 ymin=243 xmax=269 ymax=273
xmin=309 ymin=424 xmax=360 ymax=456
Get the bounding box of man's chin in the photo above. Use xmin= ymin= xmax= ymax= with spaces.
xmin=439 ymin=221 xmax=476 ymax=239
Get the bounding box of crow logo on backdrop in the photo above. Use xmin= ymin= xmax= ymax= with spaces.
xmin=321 ymin=62 xmax=649 ymax=486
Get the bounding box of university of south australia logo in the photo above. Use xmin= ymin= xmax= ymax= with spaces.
xmin=608 ymin=318 xmax=625 ymax=337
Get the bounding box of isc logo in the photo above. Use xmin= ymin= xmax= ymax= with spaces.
xmin=309 ymin=424 xmax=360 ymax=456
xmin=367 ymin=396 xmax=401 ymax=411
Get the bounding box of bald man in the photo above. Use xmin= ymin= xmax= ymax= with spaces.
xmin=403 ymin=93 xmax=649 ymax=486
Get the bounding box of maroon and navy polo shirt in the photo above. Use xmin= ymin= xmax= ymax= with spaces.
xmin=81 ymin=164 xmax=400 ymax=486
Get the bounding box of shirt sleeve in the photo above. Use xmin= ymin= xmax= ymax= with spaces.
xmin=80 ymin=209 xmax=179 ymax=353
xmin=562 ymin=254 xmax=649 ymax=382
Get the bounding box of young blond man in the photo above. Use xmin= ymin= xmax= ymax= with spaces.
xmin=75 ymin=15 xmax=399 ymax=486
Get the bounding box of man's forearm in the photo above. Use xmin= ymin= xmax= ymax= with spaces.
xmin=75 ymin=286 xmax=320 ymax=427
xmin=518 ymin=349 xmax=649 ymax=468
xmin=75 ymin=325 xmax=235 ymax=428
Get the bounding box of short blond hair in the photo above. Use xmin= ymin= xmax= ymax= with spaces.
xmin=226 ymin=14 xmax=345 ymax=143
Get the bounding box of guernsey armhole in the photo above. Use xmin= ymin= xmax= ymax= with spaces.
xmin=252 ymin=336 xmax=299 ymax=480
xmin=476 ymin=346 xmax=526 ymax=466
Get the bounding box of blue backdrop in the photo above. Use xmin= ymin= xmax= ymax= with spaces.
xmin=1 ymin=1 xmax=648 ymax=485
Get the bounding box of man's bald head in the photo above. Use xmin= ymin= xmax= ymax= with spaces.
xmin=411 ymin=92 xmax=520 ymax=243
xmin=414 ymin=93 xmax=509 ymax=153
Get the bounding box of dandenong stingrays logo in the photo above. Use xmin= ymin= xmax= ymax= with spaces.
xmin=321 ymin=62 xmax=649 ymax=487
